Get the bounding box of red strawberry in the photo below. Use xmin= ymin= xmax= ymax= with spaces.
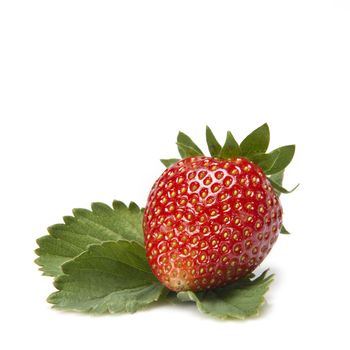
xmin=143 ymin=125 xmax=295 ymax=292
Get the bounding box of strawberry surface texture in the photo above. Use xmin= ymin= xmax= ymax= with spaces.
xmin=144 ymin=156 xmax=282 ymax=292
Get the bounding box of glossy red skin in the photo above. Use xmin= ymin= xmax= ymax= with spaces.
xmin=143 ymin=156 xmax=282 ymax=292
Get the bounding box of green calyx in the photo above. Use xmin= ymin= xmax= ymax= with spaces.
xmin=160 ymin=123 xmax=298 ymax=234
xmin=161 ymin=123 xmax=298 ymax=197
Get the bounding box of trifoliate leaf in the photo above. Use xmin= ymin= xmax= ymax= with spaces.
xmin=160 ymin=158 xmax=180 ymax=168
xmin=177 ymin=132 xmax=204 ymax=158
xmin=240 ymin=123 xmax=270 ymax=155
xmin=218 ymin=131 xmax=240 ymax=159
xmin=249 ymin=150 xmax=280 ymax=173
xmin=177 ymin=270 xmax=274 ymax=319
xmin=269 ymin=178 xmax=299 ymax=194
xmin=35 ymin=201 xmax=144 ymax=277
xmin=265 ymin=145 xmax=295 ymax=175
xmin=48 ymin=241 xmax=166 ymax=313
xmin=206 ymin=126 xmax=222 ymax=157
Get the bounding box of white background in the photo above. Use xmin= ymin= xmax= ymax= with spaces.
xmin=1 ymin=1 xmax=349 ymax=349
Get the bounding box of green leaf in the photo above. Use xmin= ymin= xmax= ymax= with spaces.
xmin=160 ymin=158 xmax=180 ymax=168
xmin=265 ymin=145 xmax=295 ymax=175
xmin=240 ymin=123 xmax=270 ymax=155
xmin=35 ymin=201 xmax=144 ymax=277
xmin=177 ymin=132 xmax=204 ymax=158
xmin=177 ymin=270 xmax=274 ymax=320
xmin=269 ymin=170 xmax=284 ymax=186
xmin=218 ymin=131 xmax=240 ymax=159
xmin=206 ymin=126 xmax=222 ymax=157
xmin=177 ymin=143 xmax=204 ymax=158
xmin=48 ymin=241 xmax=166 ymax=314
xmin=268 ymin=170 xmax=284 ymax=197
xmin=249 ymin=150 xmax=280 ymax=173
xmin=269 ymin=178 xmax=299 ymax=194
xmin=280 ymin=224 xmax=290 ymax=234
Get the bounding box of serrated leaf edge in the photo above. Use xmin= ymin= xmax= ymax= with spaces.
xmin=35 ymin=201 xmax=144 ymax=277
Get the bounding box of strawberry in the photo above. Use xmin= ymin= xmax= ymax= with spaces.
xmin=143 ymin=125 xmax=296 ymax=292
